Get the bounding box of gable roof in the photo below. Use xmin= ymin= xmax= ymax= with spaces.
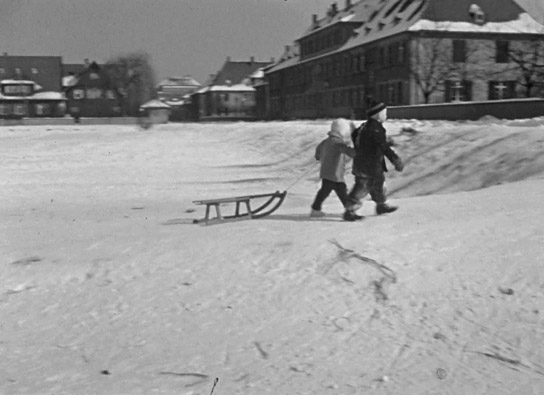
xmin=210 ymin=59 xmax=272 ymax=86
xmin=156 ymin=76 xmax=201 ymax=89
xmin=267 ymin=0 xmax=544 ymax=73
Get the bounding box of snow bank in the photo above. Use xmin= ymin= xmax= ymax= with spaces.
xmin=1 ymin=120 xmax=543 ymax=394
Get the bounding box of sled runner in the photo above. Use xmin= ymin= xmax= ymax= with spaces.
xmin=193 ymin=190 xmax=287 ymax=224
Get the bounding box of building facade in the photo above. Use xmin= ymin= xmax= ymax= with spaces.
xmin=265 ymin=0 xmax=544 ymax=119
xmin=192 ymin=57 xmax=272 ymax=120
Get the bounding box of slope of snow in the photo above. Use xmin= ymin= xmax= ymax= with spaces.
xmin=1 ymin=119 xmax=544 ymax=394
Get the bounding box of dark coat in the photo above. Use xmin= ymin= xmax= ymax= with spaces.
xmin=351 ymin=118 xmax=399 ymax=179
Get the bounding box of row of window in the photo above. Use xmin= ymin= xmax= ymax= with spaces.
xmin=2 ymin=85 xmax=33 ymax=95
xmin=282 ymin=42 xmax=408 ymax=88
xmin=300 ymin=28 xmax=346 ymax=58
xmin=0 ymin=67 xmax=39 ymax=74
xmin=452 ymin=39 xmax=510 ymax=63
xmin=0 ymin=103 xmax=26 ymax=115
xmin=0 ymin=102 xmax=65 ymax=116
xmin=71 ymin=88 xmax=116 ymax=100
xmin=284 ymin=86 xmax=368 ymax=110
xmin=279 ymin=79 xmax=518 ymax=112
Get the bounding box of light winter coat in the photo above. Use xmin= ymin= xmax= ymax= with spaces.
xmin=315 ymin=119 xmax=355 ymax=183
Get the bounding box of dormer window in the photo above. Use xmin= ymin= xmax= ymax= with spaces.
xmin=469 ymin=4 xmax=485 ymax=24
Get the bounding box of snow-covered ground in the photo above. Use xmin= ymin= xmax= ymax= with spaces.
xmin=1 ymin=118 xmax=544 ymax=395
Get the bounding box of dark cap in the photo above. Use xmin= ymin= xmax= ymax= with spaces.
xmin=367 ymin=101 xmax=387 ymax=118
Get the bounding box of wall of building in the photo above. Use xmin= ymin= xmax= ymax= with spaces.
xmin=0 ymin=55 xmax=63 ymax=92
xmin=388 ymin=98 xmax=544 ymax=120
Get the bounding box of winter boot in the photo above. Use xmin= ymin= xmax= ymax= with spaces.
xmin=376 ymin=203 xmax=398 ymax=215
xmin=310 ymin=209 xmax=326 ymax=218
xmin=343 ymin=211 xmax=364 ymax=222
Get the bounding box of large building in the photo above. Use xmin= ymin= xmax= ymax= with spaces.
xmin=0 ymin=54 xmax=63 ymax=92
xmin=265 ymin=0 xmax=544 ymax=119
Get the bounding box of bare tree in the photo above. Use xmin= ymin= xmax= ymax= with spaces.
xmin=507 ymin=40 xmax=544 ymax=97
xmin=409 ymin=33 xmax=479 ymax=104
xmin=105 ymin=51 xmax=156 ymax=116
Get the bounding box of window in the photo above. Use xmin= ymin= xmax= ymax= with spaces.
xmin=86 ymin=88 xmax=102 ymax=99
xmin=488 ymin=81 xmax=516 ymax=100
xmin=73 ymin=89 xmax=85 ymax=99
xmin=106 ymin=90 xmax=116 ymax=99
xmin=90 ymin=72 xmax=100 ymax=80
xmin=0 ymin=68 xmax=4 ymax=74
xmin=31 ymin=68 xmax=39 ymax=74
xmin=398 ymin=42 xmax=406 ymax=64
xmin=452 ymin=40 xmax=466 ymax=63
xmin=14 ymin=104 xmax=25 ymax=115
xmin=445 ymin=80 xmax=472 ymax=102
xmin=35 ymin=103 xmax=50 ymax=115
xmin=0 ymin=104 xmax=8 ymax=115
xmin=496 ymin=41 xmax=509 ymax=63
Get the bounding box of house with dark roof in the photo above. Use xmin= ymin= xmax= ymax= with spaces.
xmin=265 ymin=0 xmax=544 ymax=119
xmin=64 ymin=62 xmax=123 ymax=118
xmin=193 ymin=57 xmax=273 ymax=120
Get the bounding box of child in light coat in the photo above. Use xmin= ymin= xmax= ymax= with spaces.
xmin=310 ymin=118 xmax=356 ymax=217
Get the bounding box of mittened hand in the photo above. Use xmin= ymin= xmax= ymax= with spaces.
xmin=394 ymin=157 xmax=404 ymax=172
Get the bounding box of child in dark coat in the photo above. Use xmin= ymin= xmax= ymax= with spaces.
xmin=311 ymin=118 xmax=356 ymax=217
xmin=343 ymin=101 xmax=404 ymax=221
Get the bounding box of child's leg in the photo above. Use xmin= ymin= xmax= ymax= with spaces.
xmin=368 ymin=178 xmax=386 ymax=205
xmin=311 ymin=179 xmax=334 ymax=211
xmin=333 ymin=182 xmax=349 ymax=207
xmin=345 ymin=177 xmax=370 ymax=213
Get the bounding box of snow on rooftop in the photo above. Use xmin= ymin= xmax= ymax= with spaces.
xmin=410 ymin=12 xmax=544 ymax=33
xmin=30 ymin=92 xmax=66 ymax=100
xmin=208 ymin=84 xmax=255 ymax=92
xmin=1 ymin=79 xmax=36 ymax=85
xmin=140 ymin=99 xmax=171 ymax=109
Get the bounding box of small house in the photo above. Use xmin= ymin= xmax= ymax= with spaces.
xmin=140 ymin=99 xmax=171 ymax=124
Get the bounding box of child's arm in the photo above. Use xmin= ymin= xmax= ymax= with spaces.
xmin=315 ymin=141 xmax=324 ymax=160
xmin=339 ymin=144 xmax=355 ymax=158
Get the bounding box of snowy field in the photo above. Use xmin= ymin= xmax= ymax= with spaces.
xmin=1 ymin=118 xmax=544 ymax=395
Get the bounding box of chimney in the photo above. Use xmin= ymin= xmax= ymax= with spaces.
xmin=345 ymin=0 xmax=351 ymax=9
xmin=270 ymin=57 xmax=275 ymax=63
xmin=285 ymin=44 xmax=291 ymax=53
xmin=331 ymin=3 xmax=338 ymax=15
xmin=226 ymin=56 xmax=231 ymax=62
xmin=312 ymin=14 xmax=318 ymax=24
xmin=250 ymin=56 xmax=255 ymax=63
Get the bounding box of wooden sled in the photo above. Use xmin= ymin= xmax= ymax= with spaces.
xmin=193 ymin=190 xmax=287 ymax=224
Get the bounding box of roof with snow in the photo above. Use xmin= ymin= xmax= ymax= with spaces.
xmin=267 ymin=0 xmax=544 ymax=73
xmin=140 ymin=99 xmax=171 ymax=109
xmin=210 ymin=59 xmax=272 ymax=86
xmin=156 ymin=76 xmax=201 ymax=89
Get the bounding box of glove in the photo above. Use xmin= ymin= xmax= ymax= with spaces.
xmin=393 ymin=157 xmax=404 ymax=172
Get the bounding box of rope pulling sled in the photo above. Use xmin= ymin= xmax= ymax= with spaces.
xmin=192 ymin=162 xmax=318 ymax=224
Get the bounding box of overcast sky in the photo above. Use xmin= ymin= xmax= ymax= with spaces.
xmin=0 ymin=0 xmax=335 ymax=84
xmin=1 ymin=0 xmax=542 ymax=85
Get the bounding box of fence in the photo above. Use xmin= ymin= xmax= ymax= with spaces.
xmin=388 ymin=98 xmax=544 ymax=121
xmin=0 ymin=117 xmax=140 ymax=127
